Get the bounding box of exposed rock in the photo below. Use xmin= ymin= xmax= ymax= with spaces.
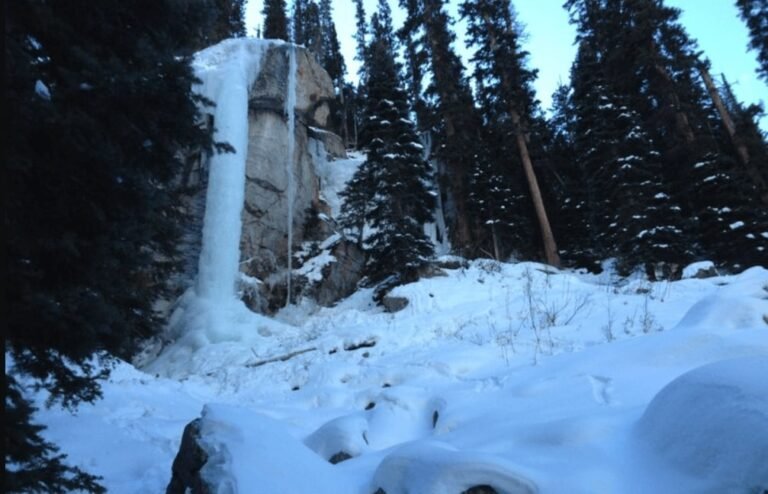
xmin=462 ymin=486 xmax=499 ymax=494
xmin=382 ymin=296 xmax=409 ymax=313
xmin=249 ymin=44 xmax=335 ymax=127
xmin=419 ymin=264 xmax=449 ymax=279
xmin=309 ymin=127 xmax=347 ymax=159
xmin=329 ymin=452 xmax=353 ymax=464
xmin=681 ymin=260 xmax=718 ymax=279
xmin=314 ymin=240 xmax=366 ymax=306
xmin=436 ymin=257 xmax=469 ymax=270
xmin=236 ymin=43 xmax=346 ymax=310
xmin=166 ymin=419 xmax=210 ymax=494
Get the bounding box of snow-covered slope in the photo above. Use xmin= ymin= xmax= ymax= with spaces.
xmin=31 ymin=261 xmax=768 ymax=493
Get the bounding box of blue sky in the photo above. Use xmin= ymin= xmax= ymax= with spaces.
xmin=245 ymin=0 xmax=766 ymax=129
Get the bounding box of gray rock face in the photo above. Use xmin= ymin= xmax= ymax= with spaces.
xmin=237 ymin=43 xmax=349 ymax=308
xmin=314 ymin=240 xmax=366 ymax=306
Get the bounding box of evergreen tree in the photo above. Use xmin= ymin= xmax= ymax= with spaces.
xmin=303 ymin=1 xmax=323 ymax=55
xmin=318 ymin=0 xmax=347 ymax=84
xmin=293 ymin=0 xmax=310 ymax=45
xmin=400 ymin=0 xmax=484 ymax=253
xmin=461 ymin=0 xmax=560 ymax=265
xmin=339 ymin=3 xmax=436 ymax=288
xmin=212 ymin=0 xmax=247 ymax=40
xmin=5 ymin=376 xmax=105 ymax=493
xmin=563 ymin=0 xmax=767 ymax=274
xmin=720 ymin=75 xmax=768 ymax=204
xmin=396 ymin=0 xmax=430 ymax=128
xmin=6 ymin=0 xmax=216 ymax=488
xmin=353 ymin=0 xmax=369 ymax=80
xmin=262 ymin=0 xmax=289 ymax=40
xmin=736 ymin=0 xmax=768 ymax=82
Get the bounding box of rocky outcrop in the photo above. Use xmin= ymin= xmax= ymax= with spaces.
xmin=314 ymin=240 xmax=366 ymax=306
xmin=236 ymin=44 xmax=350 ymax=309
xmin=166 ymin=419 xmax=209 ymax=494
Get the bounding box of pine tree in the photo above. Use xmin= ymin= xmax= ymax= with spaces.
xmin=736 ymin=0 xmax=768 ymax=82
xmin=353 ymin=0 xmax=369 ymax=80
xmin=461 ymin=0 xmax=560 ymax=265
xmin=339 ymin=3 xmax=436 ymax=288
xmin=565 ymin=0 xmax=764 ymax=273
xmin=293 ymin=0 xmax=310 ymax=45
xmin=212 ymin=0 xmax=247 ymax=40
xmin=396 ymin=0 xmax=430 ymax=128
xmin=5 ymin=376 xmax=105 ymax=493
xmin=318 ymin=0 xmax=347 ymax=84
xmin=262 ymin=0 xmax=289 ymax=40
xmin=303 ymin=1 xmax=323 ymax=55
xmin=400 ymin=0 xmax=484 ymax=252
xmin=6 ymin=0 xmax=216 ymax=488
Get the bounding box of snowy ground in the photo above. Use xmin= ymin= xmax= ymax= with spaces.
xmin=21 ymin=38 xmax=768 ymax=494
xmin=28 ymin=261 xmax=768 ymax=493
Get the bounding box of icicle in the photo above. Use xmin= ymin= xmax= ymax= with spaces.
xmin=285 ymin=45 xmax=297 ymax=307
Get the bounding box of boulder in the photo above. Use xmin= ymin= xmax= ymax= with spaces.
xmin=309 ymin=127 xmax=347 ymax=159
xmin=382 ymin=296 xmax=409 ymax=313
xmin=166 ymin=419 xmax=210 ymax=494
xmin=314 ymin=240 xmax=366 ymax=307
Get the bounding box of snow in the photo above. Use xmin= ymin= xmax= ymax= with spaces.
xmin=27 ymin=261 xmax=768 ymax=493
xmin=34 ymin=79 xmax=51 ymax=100
xmin=635 ymin=357 xmax=768 ymax=493
xmin=315 ymin=150 xmax=366 ymax=218
xmin=681 ymin=260 xmax=715 ymax=279
xmin=19 ymin=38 xmax=768 ymax=494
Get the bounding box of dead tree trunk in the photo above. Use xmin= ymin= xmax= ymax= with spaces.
xmin=699 ymin=65 xmax=751 ymax=166
xmin=510 ymin=110 xmax=561 ymax=268
xmin=700 ymin=68 xmax=768 ymax=205
xmin=477 ymin=12 xmax=560 ymax=267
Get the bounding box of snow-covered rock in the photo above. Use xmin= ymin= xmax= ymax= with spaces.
xmin=636 ymin=357 xmax=768 ymax=492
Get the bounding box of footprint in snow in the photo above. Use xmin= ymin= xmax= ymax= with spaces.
xmin=588 ymin=375 xmax=613 ymax=406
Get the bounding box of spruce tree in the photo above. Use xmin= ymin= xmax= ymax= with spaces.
xmin=6 ymin=0 xmax=215 ymax=488
xmin=293 ymin=0 xmax=310 ymax=45
xmin=5 ymin=376 xmax=105 ymax=493
xmin=400 ymin=0 xmax=484 ymax=252
xmin=353 ymin=0 xmax=369 ymax=80
xmin=736 ymin=0 xmax=768 ymax=82
xmin=461 ymin=0 xmax=560 ymax=265
xmin=212 ymin=0 xmax=247 ymax=40
xmin=563 ymin=1 xmax=693 ymax=273
xmin=262 ymin=0 xmax=289 ymax=40
xmin=339 ymin=3 xmax=436 ymax=288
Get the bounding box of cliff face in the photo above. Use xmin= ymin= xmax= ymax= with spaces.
xmin=239 ymin=44 xmax=346 ymax=311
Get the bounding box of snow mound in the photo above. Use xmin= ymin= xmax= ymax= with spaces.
xmin=200 ymin=404 xmax=351 ymax=492
xmin=304 ymin=414 xmax=370 ymax=462
xmin=681 ymin=260 xmax=716 ymax=279
xmin=371 ymin=440 xmax=538 ymax=494
xmin=636 ymin=356 xmax=768 ymax=492
xmin=675 ymin=267 xmax=768 ymax=330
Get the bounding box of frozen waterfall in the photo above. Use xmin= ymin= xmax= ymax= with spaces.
xmin=195 ymin=40 xmax=269 ymax=302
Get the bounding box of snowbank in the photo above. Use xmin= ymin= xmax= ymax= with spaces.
xmin=636 ymin=357 xmax=768 ymax=492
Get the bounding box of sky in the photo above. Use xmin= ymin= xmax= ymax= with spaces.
xmin=245 ymin=0 xmax=766 ymax=129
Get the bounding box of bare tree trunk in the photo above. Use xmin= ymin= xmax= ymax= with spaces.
xmin=699 ymin=65 xmax=751 ymax=166
xmin=700 ymin=67 xmax=768 ymax=205
xmin=477 ymin=12 xmax=560 ymax=267
xmin=511 ymin=110 xmax=561 ymax=268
